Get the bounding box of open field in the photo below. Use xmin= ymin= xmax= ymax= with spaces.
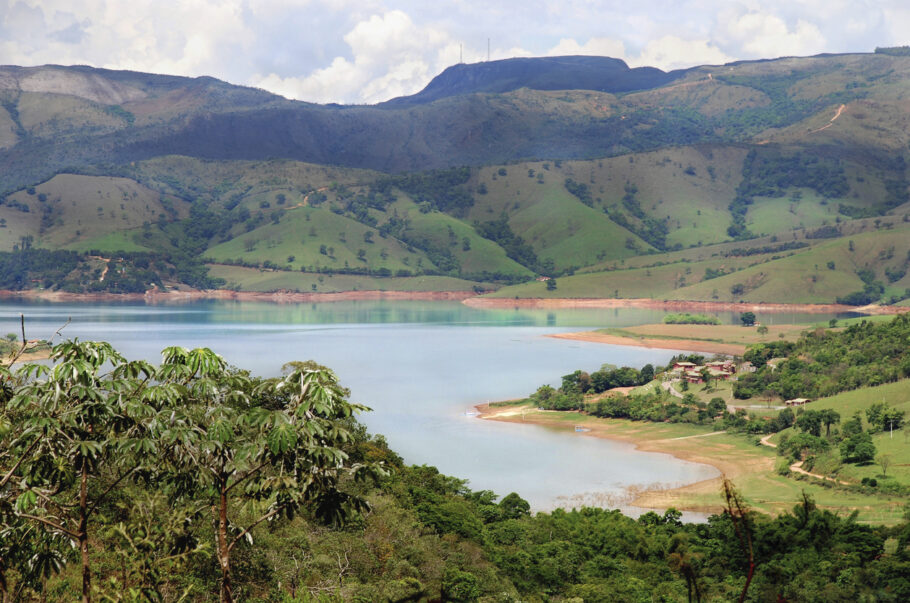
xmin=548 ymin=320 xmax=826 ymax=357
xmin=598 ymin=322 xmax=807 ymax=345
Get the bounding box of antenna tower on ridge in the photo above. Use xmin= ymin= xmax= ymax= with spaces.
xmin=487 ymin=38 xmax=490 ymax=61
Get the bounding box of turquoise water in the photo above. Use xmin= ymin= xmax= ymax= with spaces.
xmin=0 ymin=300 xmax=846 ymax=513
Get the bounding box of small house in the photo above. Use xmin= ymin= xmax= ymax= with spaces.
xmin=674 ymin=361 xmax=698 ymax=370
xmin=784 ymin=398 xmax=811 ymax=406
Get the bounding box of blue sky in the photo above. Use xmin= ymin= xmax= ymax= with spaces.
xmin=1 ymin=1 xmax=907 ymax=104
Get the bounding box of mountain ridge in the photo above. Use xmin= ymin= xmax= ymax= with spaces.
xmin=1 ymin=52 xmax=909 ymax=304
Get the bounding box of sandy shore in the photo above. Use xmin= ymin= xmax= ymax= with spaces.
xmin=4 ymin=348 xmax=52 ymax=363
xmin=548 ymin=331 xmax=747 ymax=355
xmin=464 ymin=296 xmax=909 ymax=315
xmin=0 ymin=288 xmax=478 ymax=304
xmin=475 ymin=402 xmax=772 ymax=514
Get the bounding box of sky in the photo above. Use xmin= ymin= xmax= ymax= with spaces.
xmin=0 ymin=1 xmax=908 ymax=105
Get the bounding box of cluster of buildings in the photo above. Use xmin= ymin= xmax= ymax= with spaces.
xmin=670 ymin=359 xmax=737 ymax=384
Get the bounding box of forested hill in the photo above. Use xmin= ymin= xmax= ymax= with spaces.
xmin=3 ymin=52 xmax=910 ymax=189
xmin=2 ymin=52 xmax=910 ymax=301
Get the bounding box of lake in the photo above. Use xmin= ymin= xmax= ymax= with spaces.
xmin=0 ymin=299 xmax=845 ymax=514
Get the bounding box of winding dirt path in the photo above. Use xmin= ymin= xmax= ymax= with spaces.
xmin=759 ymin=433 xmax=853 ymax=485
xmin=809 ymin=103 xmax=846 ymax=134
xmin=789 ymin=461 xmax=852 ymax=485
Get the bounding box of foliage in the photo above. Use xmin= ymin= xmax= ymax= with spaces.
xmin=563 ymin=178 xmax=593 ymax=207
xmin=473 ymin=215 xmax=540 ymax=272
xmin=735 ymin=315 xmax=910 ymax=401
xmin=375 ymin=167 xmax=474 ymax=216
xmin=662 ymin=313 xmax=722 ymax=325
xmin=0 ymin=341 xmax=378 ymax=602
xmin=3 ymin=342 xmax=910 ymax=601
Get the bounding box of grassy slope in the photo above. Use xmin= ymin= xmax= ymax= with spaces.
xmin=205 ymin=206 xmax=433 ymax=273
xmin=16 ymin=91 xmax=123 ymax=138
xmin=672 ymin=226 xmax=910 ymax=303
xmin=470 ymin=163 xmax=655 ymax=269
xmin=383 ymin=195 xmax=532 ymax=277
xmin=205 ymin=264 xmax=486 ymax=293
xmin=0 ymin=174 xmax=186 ymax=252
xmin=489 ymin=223 xmax=910 ymax=302
xmin=799 ymin=380 xmax=910 ymax=486
xmin=569 ymin=146 xmax=746 ymax=248
xmin=131 ymin=156 xmax=381 ymax=208
xmin=6 ymin=53 xmax=910 ymax=299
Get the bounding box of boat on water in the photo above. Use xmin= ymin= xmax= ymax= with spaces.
xmin=574 ymin=425 xmax=590 ymax=432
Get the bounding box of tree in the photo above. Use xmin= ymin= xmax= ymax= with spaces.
xmin=757 ymin=325 xmax=769 ymax=337
xmin=498 ymin=492 xmax=531 ymax=519
xmin=699 ymin=367 xmax=713 ymax=388
xmin=4 ymin=340 xmax=159 ymax=602
xmin=707 ymin=397 xmax=726 ymax=417
xmin=841 ymin=432 xmax=876 ymax=464
xmin=877 ymin=453 xmax=893 ymax=477
xmin=795 ymin=410 xmax=823 ymax=437
xmin=740 ymin=312 xmax=756 ymax=326
xmin=819 ymin=409 xmax=841 ymax=437
xmin=842 ymin=412 xmax=863 ymax=437
xmin=639 ymin=364 xmax=655 ymax=384
xmin=546 ymin=279 xmax=557 ymax=291
xmin=2 ymin=343 xmax=379 ymax=603
xmin=157 ymin=347 xmax=377 ymax=603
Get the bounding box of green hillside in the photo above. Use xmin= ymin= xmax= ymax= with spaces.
xmin=205 ymin=206 xmax=433 ymax=275
xmin=1 ymin=54 xmax=910 ymax=301
xmin=0 ymin=174 xmax=186 ymax=252
xmin=489 ymin=223 xmax=910 ymax=304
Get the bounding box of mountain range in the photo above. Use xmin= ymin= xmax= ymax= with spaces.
xmin=1 ymin=50 xmax=909 ymax=306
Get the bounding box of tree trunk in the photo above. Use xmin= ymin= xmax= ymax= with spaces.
xmin=217 ymin=486 xmax=232 ymax=603
xmin=80 ymin=462 xmax=91 ymax=603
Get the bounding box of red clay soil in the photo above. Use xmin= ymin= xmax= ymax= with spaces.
xmin=463 ymin=297 xmax=910 ymax=315
xmin=0 ymin=289 xmax=479 ymax=304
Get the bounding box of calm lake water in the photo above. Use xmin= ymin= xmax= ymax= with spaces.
xmin=0 ymin=300 xmax=847 ymax=514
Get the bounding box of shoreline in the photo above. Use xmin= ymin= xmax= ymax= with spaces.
xmin=0 ymin=289 xmax=479 ymax=304
xmin=463 ymin=296 xmax=909 ymax=315
xmin=2 ymin=289 xmax=908 ymax=315
xmin=474 ymin=402 xmax=769 ymax=514
xmin=547 ymin=331 xmax=747 ymax=355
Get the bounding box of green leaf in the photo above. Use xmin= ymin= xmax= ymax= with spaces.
xmin=267 ymin=421 xmax=297 ymax=454
xmin=208 ymin=420 xmax=234 ymax=443
xmin=15 ymin=489 xmax=38 ymax=512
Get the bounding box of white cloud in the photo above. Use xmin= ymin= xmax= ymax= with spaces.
xmin=252 ymin=9 xmax=460 ymax=103
xmin=0 ymin=0 xmax=253 ymax=79
xmin=720 ymin=11 xmax=827 ymax=58
xmin=543 ymin=35 xmax=730 ymax=72
xmin=547 ymin=37 xmax=626 ymax=59
xmin=630 ymin=36 xmax=732 ymax=70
